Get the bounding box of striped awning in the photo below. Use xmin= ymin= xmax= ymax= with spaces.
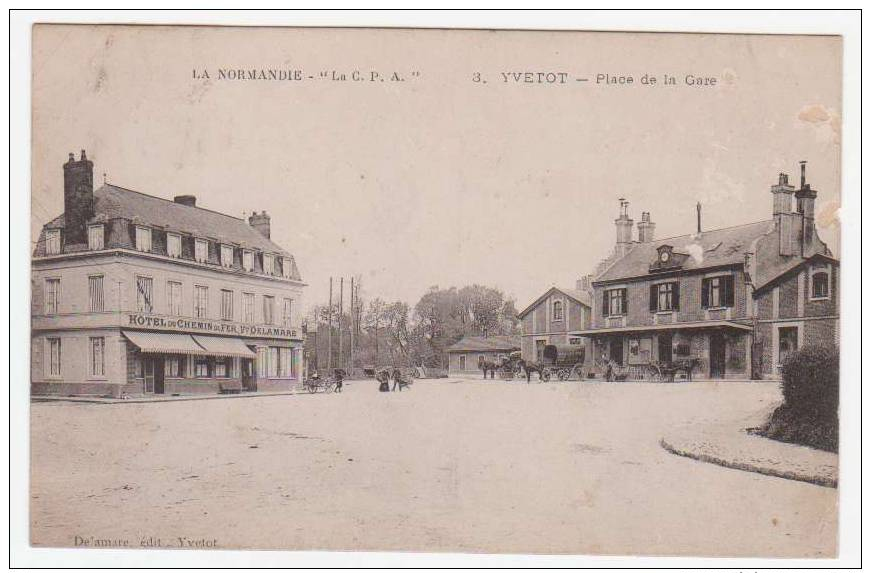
xmin=122 ymin=331 xmax=206 ymax=354
xmin=192 ymin=335 xmax=256 ymax=358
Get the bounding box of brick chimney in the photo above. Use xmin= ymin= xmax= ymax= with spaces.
xmin=770 ymin=171 xmax=795 ymax=216
xmin=794 ymin=161 xmax=818 ymax=257
xmin=248 ymin=210 xmax=271 ymax=239
xmin=174 ymin=195 xmax=197 ymax=207
xmin=62 ymin=149 xmax=95 ymax=245
xmin=576 ymin=275 xmax=592 ymax=294
xmin=637 ymin=211 xmax=655 ymax=243
xmin=614 ymin=198 xmax=634 ymax=257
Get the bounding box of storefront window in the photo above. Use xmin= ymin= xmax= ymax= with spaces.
xmin=280 ymin=348 xmax=292 ymax=377
xmin=268 ymin=347 xmax=279 ymax=377
xmin=214 ymin=358 xmax=229 ymax=378
xmin=194 ymin=357 xmax=210 ymax=378
xmin=165 ymin=356 xmax=182 ymax=378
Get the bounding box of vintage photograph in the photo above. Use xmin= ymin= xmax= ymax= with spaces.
xmin=25 ymin=21 xmax=846 ymax=559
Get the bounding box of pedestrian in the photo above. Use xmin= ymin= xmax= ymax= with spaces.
xmin=333 ymin=368 xmax=344 ymax=393
xmin=378 ymin=370 xmax=390 ymax=392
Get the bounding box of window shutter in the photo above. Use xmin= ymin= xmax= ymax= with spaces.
xmin=621 ymin=289 xmax=628 ymax=315
xmin=673 ymin=283 xmax=680 ymax=311
xmin=701 ymin=278 xmax=709 ymax=308
xmin=649 ymin=285 xmax=658 ymax=312
xmin=602 ymin=290 xmax=608 ymax=317
xmin=724 ymin=275 xmax=735 ymax=307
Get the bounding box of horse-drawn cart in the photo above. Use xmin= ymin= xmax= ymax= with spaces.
xmin=538 ymin=343 xmax=587 ymax=381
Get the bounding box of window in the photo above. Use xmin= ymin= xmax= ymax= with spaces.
xmin=280 ymin=348 xmax=293 ymax=377
xmin=167 ymin=233 xmax=182 ymax=258
xmin=214 ymin=358 xmax=229 ymax=378
xmin=268 ymin=347 xmax=279 ymax=377
xmin=88 ymin=224 xmax=104 ymax=250
xmin=88 ymin=275 xmax=104 ymax=312
xmin=242 ymin=250 xmax=254 ymax=271
xmin=651 ymin=282 xmax=679 ymax=312
xmin=194 ymin=285 xmax=209 ymax=318
xmin=604 ymin=288 xmax=627 ymax=316
xmin=166 ymin=281 xmax=182 ymax=316
xmin=45 ymin=229 xmax=61 ymax=255
xmin=221 ymin=289 xmax=234 ymax=321
xmin=811 ymin=267 xmax=831 ymax=299
xmin=221 ymin=245 xmax=234 ymax=268
xmin=702 ymin=275 xmax=734 ymax=308
xmin=195 ymin=239 xmax=209 ymax=263
xmin=282 ymin=257 xmax=292 ymax=278
xmin=44 ymin=278 xmax=60 ymax=314
xmin=282 ymin=298 xmax=293 ymax=326
xmin=46 ymin=338 xmax=61 ymax=377
xmin=552 ymin=300 xmax=564 ymax=321
xmin=89 ymin=337 xmax=106 ymax=377
xmin=243 ymin=293 xmax=255 ymax=323
xmin=165 ymin=356 xmax=182 ymax=378
xmin=263 ymin=254 xmax=274 ymax=275
xmin=459 ymin=355 xmax=466 ymax=370
xmin=627 ymin=337 xmax=652 ymax=365
xmin=778 ymin=327 xmax=799 ymax=366
xmin=263 ymin=295 xmax=275 ymax=324
xmin=194 ymin=357 xmax=210 ymax=378
xmin=135 ymin=226 xmax=152 ymax=252
xmin=136 ymin=276 xmax=153 ymax=313
xmin=133 ymin=356 xmax=143 ymax=378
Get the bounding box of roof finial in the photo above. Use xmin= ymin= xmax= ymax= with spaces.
xmin=102 ymin=172 xmax=107 ymax=184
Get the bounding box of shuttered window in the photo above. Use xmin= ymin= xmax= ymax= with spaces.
xmin=194 ymin=285 xmax=209 ymax=318
xmin=88 ymin=275 xmax=104 ymax=312
xmin=195 ymin=239 xmax=209 ymax=263
xmin=650 ymin=282 xmax=679 ymax=312
xmin=242 ymin=250 xmax=254 ymax=271
xmin=263 ymin=254 xmax=275 ymax=275
xmin=88 ymin=225 xmax=104 ymax=250
xmin=135 ymin=226 xmax=152 ymax=252
xmin=702 ymin=275 xmax=734 ymax=308
xmin=243 ymin=293 xmax=255 ymax=323
xmin=282 ymin=298 xmax=293 ymax=326
xmin=263 ymin=295 xmax=275 ymax=325
xmin=45 ymin=229 xmax=61 ymax=255
xmin=221 ymin=245 xmax=234 ymax=268
xmin=166 ymin=281 xmax=182 ymax=315
xmin=136 ymin=276 xmax=153 ymax=312
xmin=167 ymin=233 xmax=182 ymax=258
xmin=603 ymin=288 xmax=627 ymax=316
xmin=221 ymin=289 xmax=234 ymax=320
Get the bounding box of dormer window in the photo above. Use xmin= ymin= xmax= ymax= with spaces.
xmin=282 ymin=256 xmax=292 ymax=279
xmin=810 ymin=264 xmax=831 ymax=300
xmin=87 ymin=224 xmax=104 ymax=251
xmin=167 ymin=233 xmax=181 ymax=258
xmin=194 ymin=238 xmax=209 ymax=263
xmin=242 ymin=250 xmax=254 ymax=272
xmin=135 ymin=226 xmax=152 ymax=252
xmin=45 ymin=229 xmax=61 ymax=255
xmin=221 ymin=244 xmax=234 ymax=268
xmin=263 ymin=254 xmax=275 ymax=275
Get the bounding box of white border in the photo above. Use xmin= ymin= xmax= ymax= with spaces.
xmin=7 ymin=9 xmax=862 ymax=569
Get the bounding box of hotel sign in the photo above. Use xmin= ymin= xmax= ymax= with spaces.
xmin=127 ymin=314 xmax=299 ymax=340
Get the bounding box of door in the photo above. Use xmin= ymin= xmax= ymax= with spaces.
xmin=609 ymin=338 xmax=624 ymax=366
xmin=241 ymin=358 xmax=256 ymax=391
xmin=535 ymin=340 xmax=546 ymax=363
xmin=143 ymin=357 xmax=155 ymax=393
xmin=658 ymin=333 xmax=673 ymax=364
xmin=778 ymin=327 xmax=799 ymax=367
xmin=153 ymin=357 xmax=165 ymax=394
xmin=709 ymin=333 xmax=726 ymax=378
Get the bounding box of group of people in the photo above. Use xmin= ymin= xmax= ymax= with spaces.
xmin=377 ymin=368 xmax=409 ymax=392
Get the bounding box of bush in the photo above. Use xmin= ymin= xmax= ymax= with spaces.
xmin=761 ymin=345 xmax=839 ymax=452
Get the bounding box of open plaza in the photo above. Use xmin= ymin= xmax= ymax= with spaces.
xmin=30 ymin=377 xmax=837 ymax=557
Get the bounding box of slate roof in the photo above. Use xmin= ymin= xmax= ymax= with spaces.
xmin=445 ymin=335 xmax=521 ymax=353
xmin=44 ymin=184 xmax=291 ymax=257
xmin=595 ymin=220 xmax=775 ymax=283
xmin=517 ymin=286 xmax=592 ymax=318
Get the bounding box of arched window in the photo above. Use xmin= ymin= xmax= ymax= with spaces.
xmin=811 ymin=268 xmax=830 ymax=299
xmin=553 ymin=300 xmax=564 ymax=321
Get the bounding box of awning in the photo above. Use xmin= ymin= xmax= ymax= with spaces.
xmin=570 ymin=320 xmax=753 ymax=336
xmin=122 ymin=331 xmax=206 ymax=354
xmin=192 ymin=335 xmax=257 ymax=358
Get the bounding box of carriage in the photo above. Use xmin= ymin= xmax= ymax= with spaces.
xmin=538 ymin=343 xmax=587 ymax=381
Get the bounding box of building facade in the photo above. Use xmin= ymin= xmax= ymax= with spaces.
xmin=573 ymin=163 xmax=838 ymax=380
xmin=446 ymin=335 xmax=521 ymax=376
xmin=31 ymin=150 xmax=306 ymax=397
xmin=517 ymin=285 xmax=592 ymax=364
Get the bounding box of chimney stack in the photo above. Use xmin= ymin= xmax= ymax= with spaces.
xmin=249 ymin=210 xmax=271 ymax=239
xmin=637 ymin=211 xmax=655 ymax=243
xmin=174 ymin=195 xmax=197 ymax=207
xmin=614 ymin=198 xmax=634 ymax=256
xmin=770 ymin=171 xmax=795 ymax=216
xmin=794 ymin=161 xmax=818 ymax=256
xmin=62 ymin=149 xmax=95 ymax=245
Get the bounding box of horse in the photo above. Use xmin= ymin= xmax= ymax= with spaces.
xmin=516 ymin=358 xmax=546 ymax=383
xmin=478 ymin=355 xmax=499 ymax=379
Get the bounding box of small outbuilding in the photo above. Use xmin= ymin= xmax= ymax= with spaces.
xmin=445 ymin=335 xmax=521 ymax=376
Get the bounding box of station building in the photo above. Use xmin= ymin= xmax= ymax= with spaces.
xmin=31 ymin=150 xmax=306 ymax=397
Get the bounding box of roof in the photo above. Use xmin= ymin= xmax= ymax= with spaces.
xmin=445 ymin=335 xmax=521 ymax=353
xmin=595 ymin=220 xmax=774 ymax=283
xmin=518 ymin=286 xmax=592 ymax=319
xmin=754 ymin=253 xmax=840 ymax=293
xmin=45 ymin=184 xmax=292 ymax=257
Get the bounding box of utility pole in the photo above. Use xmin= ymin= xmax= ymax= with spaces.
xmin=349 ymin=277 xmax=355 ymax=377
xmin=327 ymin=277 xmax=333 ymax=372
xmin=338 ymin=277 xmax=344 ymax=371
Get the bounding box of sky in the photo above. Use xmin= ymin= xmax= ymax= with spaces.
xmin=31 ymin=26 xmax=842 ymax=313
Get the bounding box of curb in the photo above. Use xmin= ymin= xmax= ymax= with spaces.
xmin=659 ymin=436 xmax=837 ymax=489
xmin=31 ymin=391 xmax=300 ymax=405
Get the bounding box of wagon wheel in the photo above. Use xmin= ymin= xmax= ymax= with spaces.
xmin=557 ymin=369 xmax=571 ymax=381
xmin=540 ymin=369 xmax=552 ymax=382
xmin=307 ymin=382 xmax=317 ymax=394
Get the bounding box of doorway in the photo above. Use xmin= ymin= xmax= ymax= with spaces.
xmin=609 ymin=338 xmax=624 ymax=366
xmin=709 ymin=333 xmax=726 ymax=379
xmin=241 ymin=358 xmax=256 ymax=391
xmin=143 ymin=356 xmax=165 ymax=394
xmin=658 ymin=333 xmax=673 ymax=364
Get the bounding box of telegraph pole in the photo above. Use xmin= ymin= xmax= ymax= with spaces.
xmin=338 ymin=277 xmax=344 ymax=371
xmin=349 ymin=277 xmax=355 ymax=377
xmin=327 ymin=277 xmax=333 ymax=372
